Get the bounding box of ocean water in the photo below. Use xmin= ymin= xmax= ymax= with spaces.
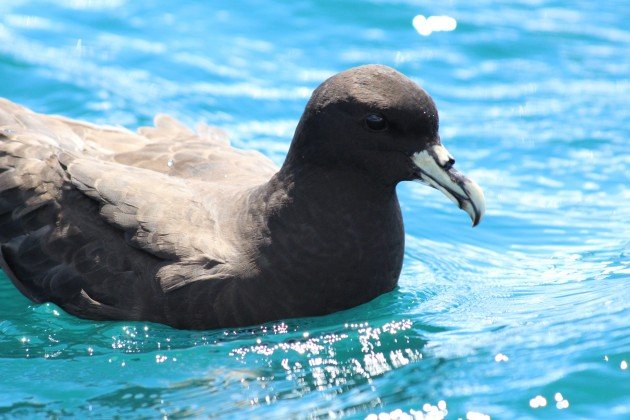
xmin=0 ymin=0 xmax=628 ymax=418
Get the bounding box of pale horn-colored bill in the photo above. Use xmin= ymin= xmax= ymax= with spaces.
xmin=411 ymin=144 xmax=485 ymax=226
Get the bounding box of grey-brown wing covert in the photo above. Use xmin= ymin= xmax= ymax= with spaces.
xmin=0 ymin=98 xmax=277 ymax=323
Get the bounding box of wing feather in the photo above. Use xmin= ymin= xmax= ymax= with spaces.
xmin=0 ymin=98 xmax=274 ymax=318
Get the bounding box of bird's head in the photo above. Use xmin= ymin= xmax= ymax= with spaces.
xmin=287 ymin=64 xmax=485 ymax=226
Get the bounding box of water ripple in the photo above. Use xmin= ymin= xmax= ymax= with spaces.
xmin=0 ymin=0 xmax=628 ymax=418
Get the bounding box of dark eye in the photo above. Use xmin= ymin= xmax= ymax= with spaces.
xmin=365 ymin=114 xmax=388 ymax=131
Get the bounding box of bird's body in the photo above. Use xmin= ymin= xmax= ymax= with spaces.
xmin=0 ymin=65 xmax=484 ymax=329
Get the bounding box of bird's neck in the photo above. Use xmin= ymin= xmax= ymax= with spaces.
xmin=245 ymin=162 xmax=404 ymax=317
xmin=276 ymin=160 xmax=396 ymax=204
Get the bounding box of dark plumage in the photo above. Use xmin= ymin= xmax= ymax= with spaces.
xmin=0 ymin=65 xmax=484 ymax=329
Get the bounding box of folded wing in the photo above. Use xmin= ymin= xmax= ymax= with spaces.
xmin=0 ymin=98 xmax=276 ymax=321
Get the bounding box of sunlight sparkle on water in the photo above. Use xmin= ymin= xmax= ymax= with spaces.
xmin=412 ymin=15 xmax=457 ymax=36
xmin=466 ymin=412 xmax=491 ymax=420
xmin=0 ymin=0 xmax=627 ymax=417
xmin=494 ymin=353 xmax=509 ymax=362
xmin=529 ymin=395 xmax=547 ymax=408
xmin=366 ymin=399 xmax=449 ymax=420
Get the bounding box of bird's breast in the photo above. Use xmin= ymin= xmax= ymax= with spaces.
xmin=251 ymin=192 xmax=405 ymax=317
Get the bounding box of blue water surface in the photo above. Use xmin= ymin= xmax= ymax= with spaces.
xmin=0 ymin=0 xmax=628 ymax=418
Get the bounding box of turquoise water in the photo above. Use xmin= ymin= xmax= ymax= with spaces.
xmin=0 ymin=0 xmax=628 ymax=417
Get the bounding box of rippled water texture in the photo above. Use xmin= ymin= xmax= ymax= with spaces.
xmin=0 ymin=0 xmax=628 ymax=418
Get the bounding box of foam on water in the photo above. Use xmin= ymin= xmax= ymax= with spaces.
xmin=0 ymin=0 xmax=628 ymax=418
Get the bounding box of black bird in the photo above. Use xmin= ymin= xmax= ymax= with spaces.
xmin=0 ymin=65 xmax=485 ymax=329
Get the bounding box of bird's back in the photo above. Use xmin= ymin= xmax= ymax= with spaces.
xmin=0 ymin=98 xmax=277 ymax=326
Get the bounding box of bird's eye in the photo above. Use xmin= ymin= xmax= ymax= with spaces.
xmin=365 ymin=114 xmax=388 ymax=131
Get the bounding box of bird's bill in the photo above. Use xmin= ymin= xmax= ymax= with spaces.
xmin=411 ymin=144 xmax=485 ymax=226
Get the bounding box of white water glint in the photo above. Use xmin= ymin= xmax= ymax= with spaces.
xmin=0 ymin=0 xmax=628 ymax=418
xmin=412 ymin=15 xmax=457 ymax=36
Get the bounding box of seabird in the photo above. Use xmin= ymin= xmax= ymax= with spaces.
xmin=0 ymin=65 xmax=485 ymax=329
